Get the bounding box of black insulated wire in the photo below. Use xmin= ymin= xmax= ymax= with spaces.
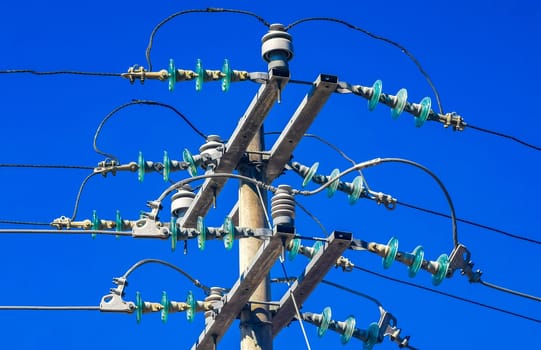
xmin=467 ymin=124 xmax=541 ymax=152
xmin=0 ymin=164 xmax=94 ymax=170
xmin=145 ymin=8 xmax=270 ymax=71
xmin=285 ymin=17 xmax=444 ymax=115
xmin=71 ymin=172 xmax=98 ymax=221
xmin=353 ymin=265 xmax=541 ymax=324
xmin=93 ymin=99 xmax=207 ymax=163
xmin=0 ymin=69 xmax=121 ymax=77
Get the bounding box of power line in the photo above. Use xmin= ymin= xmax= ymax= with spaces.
xmin=285 ymin=17 xmax=444 ymax=115
xmin=0 ymin=69 xmax=121 ymax=77
xmin=0 ymin=163 xmax=94 ymax=170
xmin=467 ymin=124 xmax=541 ymax=152
xmin=397 ymin=200 xmax=541 ymax=246
xmin=71 ymin=172 xmax=98 ymax=221
xmin=93 ymin=99 xmax=207 ymax=163
xmin=145 ymin=8 xmax=270 ymax=71
xmin=0 ymin=220 xmax=50 ymax=226
xmin=0 ymin=306 xmax=99 ymax=311
xmin=479 ymin=279 xmax=541 ymax=302
xmin=320 ymin=279 xmax=382 ymax=308
xmin=0 ymin=229 xmax=132 ymax=236
xmin=353 ymin=265 xmax=541 ymax=324
xmin=295 ymin=131 xmax=538 ymax=246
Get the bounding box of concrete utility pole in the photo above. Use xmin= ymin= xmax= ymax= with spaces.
xmin=238 ymin=24 xmax=293 ymax=350
xmin=239 ymin=128 xmax=272 ymax=350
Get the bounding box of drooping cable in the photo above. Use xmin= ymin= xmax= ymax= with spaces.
xmin=71 ymin=172 xmax=98 ymax=221
xmin=479 ymin=280 xmax=541 ymax=303
xmin=145 ymin=8 xmax=270 ymax=71
xmin=294 ymin=199 xmax=328 ymax=237
xmin=353 ymin=265 xmax=541 ymax=324
xmin=0 ymin=69 xmax=121 ymax=77
xmin=467 ymin=124 xmax=541 ymax=152
xmin=285 ymin=17 xmax=443 ymax=114
xmin=321 ymin=279 xmax=382 ymax=308
xmin=93 ymin=99 xmax=207 ymax=163
xmin=398 ymin=200 xmax=541 ymax=245
xmin=298 ymin=131 xmax=539 ymax=245
xmin=121 ymin=258 xmax=211 ymax=294
xmin=295 ymin=158 xmax=459 ymax=248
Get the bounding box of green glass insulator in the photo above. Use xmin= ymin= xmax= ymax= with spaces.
xmin=368 ymin=79 xmax=382 ymax=111
xmin=415 ymin=97 xmax=432 ymax=127
xmin=170 ymin=217 xmax=178 ymax=252
xmin=135 ymin=291 xmax=144 ymax=324
xmin=221 ymin=59 xmax=232 ymax=92
xmin=311 ymin=241 xmax=323 ymax=259
xmin=327 ymin=168 xmax=340 ymax=198
xmin=197 ymin=216 xmax=206 ymax=251
xmin=317 ymin=306 xmax=332 ymax=337
xmin=223 ymin=216 xmax=235 ymax=250
xmin=163 ymin=151 xmax=170 ymax=182
xmin=408 ymin=245 xmax=424 ymax=278
xmin=432 ymin=253 xmax=450 ymax=286
xmin=183 ymin=148 xmax=197 ymax=177
xmin=91 ymin=210 xmax=98 ymax=239
xmin=168 ymin=58 xmax=176 ymax=92
xmin=302 ymin=162 xmax=319 ymax=188
xmin=186 ymin=290 xmax=196 ymax=323
xmin=138 ymin=151 xmax=145 ymax=182
xmin=160 ymin=291 xmax=169 ymax=323
xmin=391 ymin=88 xmax=408 ymax=119
xmin=363 ymin=322 xmax=380 ymax=350
xmin=195 ymin=58 xmax=204 ymax=92
xmin=287 ymin=238 xmax=301 ymax=261
xmin=348 ymin=176 xmax=364 ymax=204
xmin=341 ymin=316 xmax=356 ymax=344
xmin=382 ymin=237 xmax=399 ymax=269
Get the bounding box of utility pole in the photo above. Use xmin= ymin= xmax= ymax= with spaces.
xmin=239 ymin=128 xmax=272 ymax=350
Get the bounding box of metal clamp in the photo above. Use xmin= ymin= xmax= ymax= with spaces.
xmin=132 ymin=216 xmax=169 ymax=239
xmin=378 ymin=310 xmax=411 ymax=348
xmin=50 ymin=216 xmax=92 ymax=230
xmin=99 ymin=277 xmax=135 ymax=313
xmin=448 ymin=244 xmax=482 ymax=282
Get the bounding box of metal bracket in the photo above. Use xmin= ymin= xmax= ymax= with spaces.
xmin=99 ymin=277 xmax=135 ymax=313
xmin=378 ymin=310 xmax=410 ymax=348
xmin=132 ymin=217 xmax=169 ymax=239
xmin=50 ymin=216 xmax=92 ymax=230
xmin=447 ymin=244 xmax=482 ymax=282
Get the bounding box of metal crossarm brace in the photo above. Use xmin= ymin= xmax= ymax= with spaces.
xmin=266 ymin=74 xmax=338 ymax=181
xmin=190 ymin=228 xmax=294 ymax=350
xmin=271 ymin=230 xmax=352 ymax=337
xmin=180 ymin=69 xmax=289 ymax=228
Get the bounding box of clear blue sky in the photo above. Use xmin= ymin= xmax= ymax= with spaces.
xmin=1 ymin=0 xmax=539 ymax=349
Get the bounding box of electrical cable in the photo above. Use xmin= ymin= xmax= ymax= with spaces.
xmin=0 ymin=163 xmax=93 ymax=170
xmin=321 ymin=279 xmax=382 ymax=308
xmin=121 ymin=258 xmax=211 ymax=294
xmin=479 ymin=280 xmax=541 ymax=303
xmin=278 ymin=257 xmax=313 ymax=350
xmin=467 ymin=124 xmax=541 ymax=152
xmin=294 ymin=158 xmax=459 ymax=248
xmin=0 ymin=305 xmax=99 ymax=311
xmin=145 ymin=8 xmax=270 ymax=71
xmin=294 ymin=199 xmax=328 ymax=237
xmin=0 ymin=229 xmax=132 ymax=236
xmin=0 ymin=220 xmax=51 ymax=226
xmin=285 ymin=17 xmax=443 ymax=114
xmin=397 ymin=200 xmax=541 ymax=245
xmin=93 ymin=99 xmax=207 ymax=163
xmin=353 ymin=265 xmax=541 ymax=324
xmin=297 ymin=131 xmax=539 ymax=245
xmin=71 ymin=172 xmax=98 ymax=221
xmin=0 ymin=69 xmax=121 ymax=77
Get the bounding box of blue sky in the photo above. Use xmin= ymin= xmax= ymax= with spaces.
xmin=0 ymin=0 xmax=539 ymax=349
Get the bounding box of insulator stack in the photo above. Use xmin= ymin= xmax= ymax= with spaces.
xmin=271 ymin=184 xmax=295 ymax=228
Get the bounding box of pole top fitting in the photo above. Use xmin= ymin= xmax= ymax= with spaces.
xmin=261 ymin=23 xmax=293 ymax=72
